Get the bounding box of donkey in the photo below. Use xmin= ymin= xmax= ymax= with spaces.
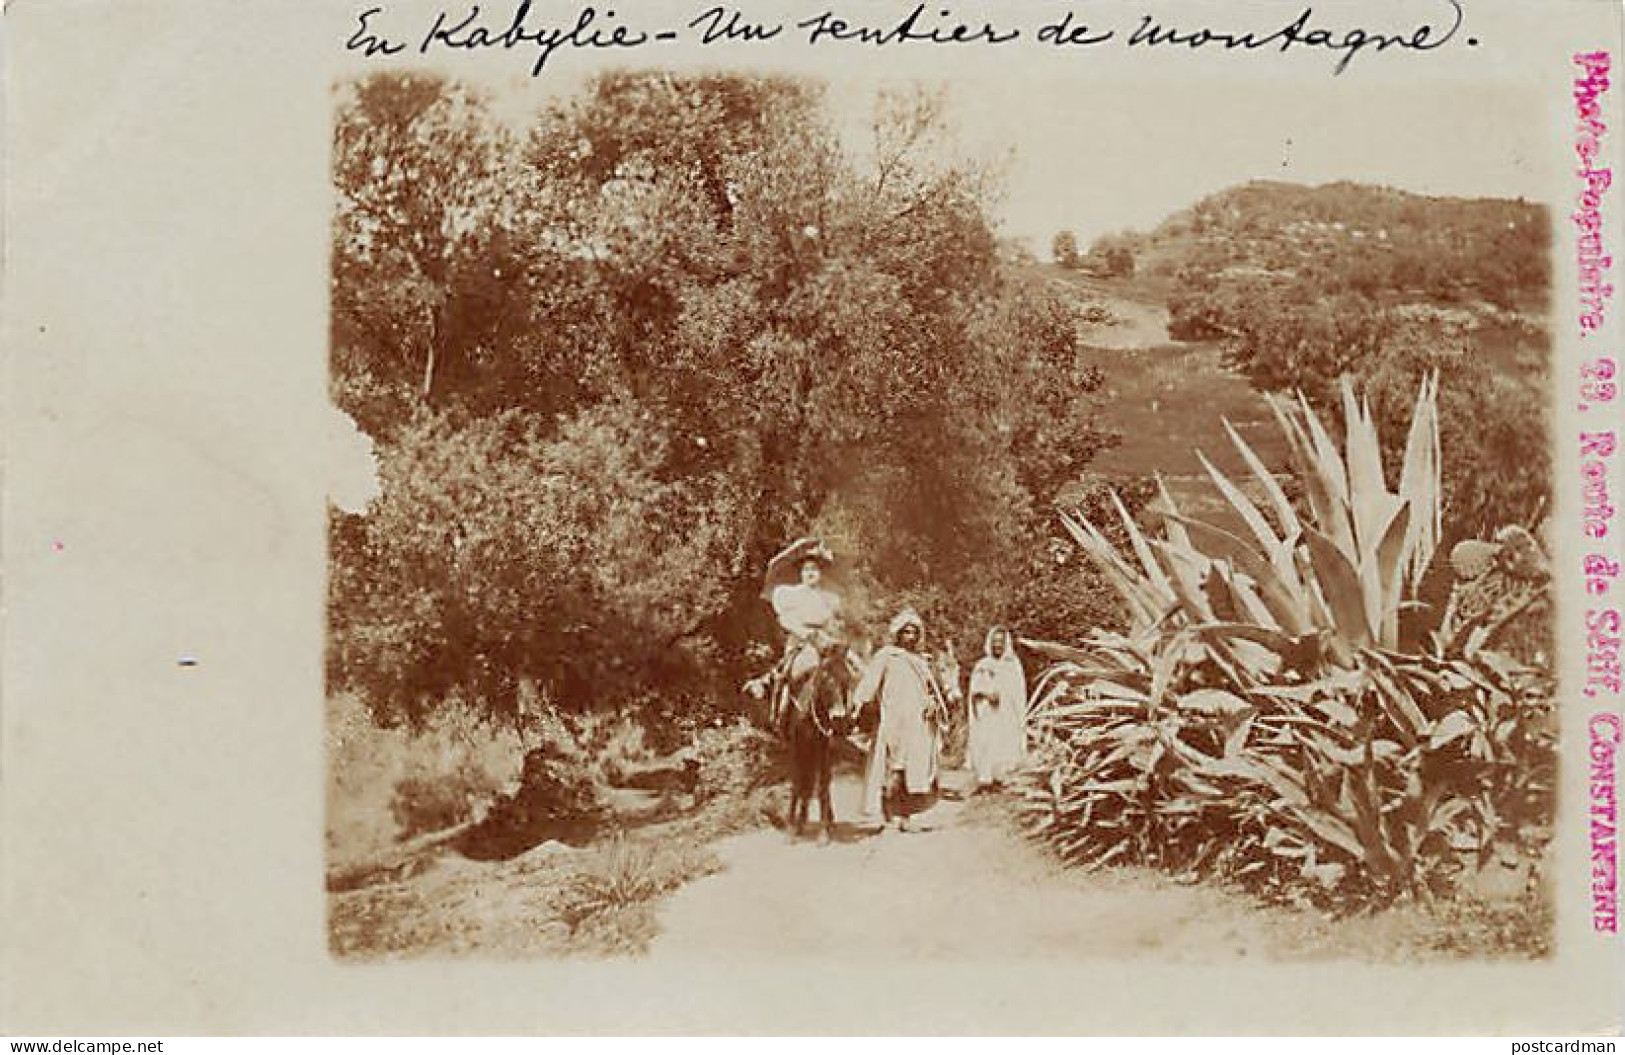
xmin=777 ymin=641 xmax=856 ymax=841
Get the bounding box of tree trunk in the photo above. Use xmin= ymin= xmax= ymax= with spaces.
xmin=420 ymin=302 xmax=445 ymax=401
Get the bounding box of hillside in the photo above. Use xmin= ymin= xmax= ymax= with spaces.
xmin=1052 ymin=180 xmax=1552 ymax=541
xmin=1125 ymin=180 xmax=1548 ymax=312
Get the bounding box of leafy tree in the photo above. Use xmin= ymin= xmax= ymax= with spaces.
xmin=1051 ymin=229 xmax=1080 ymax=268
xmin=1087 ymin=232 xmax=1138 ymax=278
xmin=329 ymin=72 xmax=1116 ymax=724
xmin=328 ymin=405 xmax=754 ymax=723
xmin=1103 ymin=245 xmax=1135 ymax=278
xmin=331 ymin=75 xmax=526 ymax=432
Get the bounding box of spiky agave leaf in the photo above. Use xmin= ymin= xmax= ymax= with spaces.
xmin=1112 ymin=488 xmax=1172 ymax=597
xmin=1296 ymin=390 xmax=1358 ymax=559
xmin=1147 ymin=538 xmax=1218 ymax=625
xmin=1303 ymin=527 xmax=1372 ymax=647
xmin=1266 ymin=394 xmax=1352 ymax=562
xmin=1165 ymin=512 xmax=1311 ymax=635
xmin=1196 ymin=449 xmax=1283 ymax=554
xmin=1154 ymin=474 xmax=1192 ymax=550
xmin=1396 ymin=372 xmax=1442 ymax=591
xmin=1222 ymin=418 xmax=1300 ymax=540
xmin=1058 ymin=508 xmax=1164 ymax=631
xmin=1197 ymin=446 xmax=1310 ymax=613
xmin=1373 ymin=501 xmax=1412 ymax=649
xmin=1341 ymin=377 xmax=1402 ymax=560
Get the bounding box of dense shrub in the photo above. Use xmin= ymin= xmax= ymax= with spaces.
xmin=328 ymin=404 xmax=749 ymax=724
xmin=686 ymin=717 xmax=777 ymax=802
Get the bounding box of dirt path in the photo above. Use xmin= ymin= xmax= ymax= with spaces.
xmin=1077 ymin=296 xmax=1172 ymax=349
xmin=647 ymin=770 xmax=1425 ymax=964
xmin=1049 ymin=275 xmax=1173 ymax=349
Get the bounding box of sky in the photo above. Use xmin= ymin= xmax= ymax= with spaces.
xmin=837 ymin=76 xmax=1552 ymax=252
xmin=479 ymin=66 xmax=1552 ymax=257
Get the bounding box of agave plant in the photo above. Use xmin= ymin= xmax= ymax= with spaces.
xmin=1023 ymin=376 xmax=1555 ymax=908
xmin=1061 ymin=375 xmax=1440 ymax=664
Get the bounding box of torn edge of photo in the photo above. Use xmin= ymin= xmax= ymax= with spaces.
xmin=2 ymin=0 xmax=1623 ymax=1037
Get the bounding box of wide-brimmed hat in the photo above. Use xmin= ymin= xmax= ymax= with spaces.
xmin=760 ymin=536 xmax=837 ymax=600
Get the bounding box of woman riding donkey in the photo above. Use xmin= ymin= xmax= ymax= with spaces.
xmin=767 ymin=541 xmax=846 ymax=728
xmin=759 ymin=538 xmax=857 ymax=840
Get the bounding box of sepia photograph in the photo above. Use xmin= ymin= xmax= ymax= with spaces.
xmin=5 ymin=0 xmax=1620 ymax=1037
xmin=323 ymin=68 xmax=1558 ymax=965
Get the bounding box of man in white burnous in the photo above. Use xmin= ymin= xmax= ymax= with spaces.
xmin=853 ymin=608 xmax=954 ymax=832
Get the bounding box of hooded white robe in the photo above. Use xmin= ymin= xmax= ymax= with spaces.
xmin=967 ymin=627 xmax=1028 ymax=785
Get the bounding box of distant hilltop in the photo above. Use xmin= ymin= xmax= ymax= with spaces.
xmin=1038 ymin=178 xmax=1552 ymax=540
xmin=1061 ymin=180 xmax=1549 ymax=316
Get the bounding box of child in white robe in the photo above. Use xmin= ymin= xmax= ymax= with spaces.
xmin=966 ymin=626 xmax=1027 ymax=790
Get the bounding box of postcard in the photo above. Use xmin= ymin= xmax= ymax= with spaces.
xmin=2 ymin=0 xmax=1622 ymax=1035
